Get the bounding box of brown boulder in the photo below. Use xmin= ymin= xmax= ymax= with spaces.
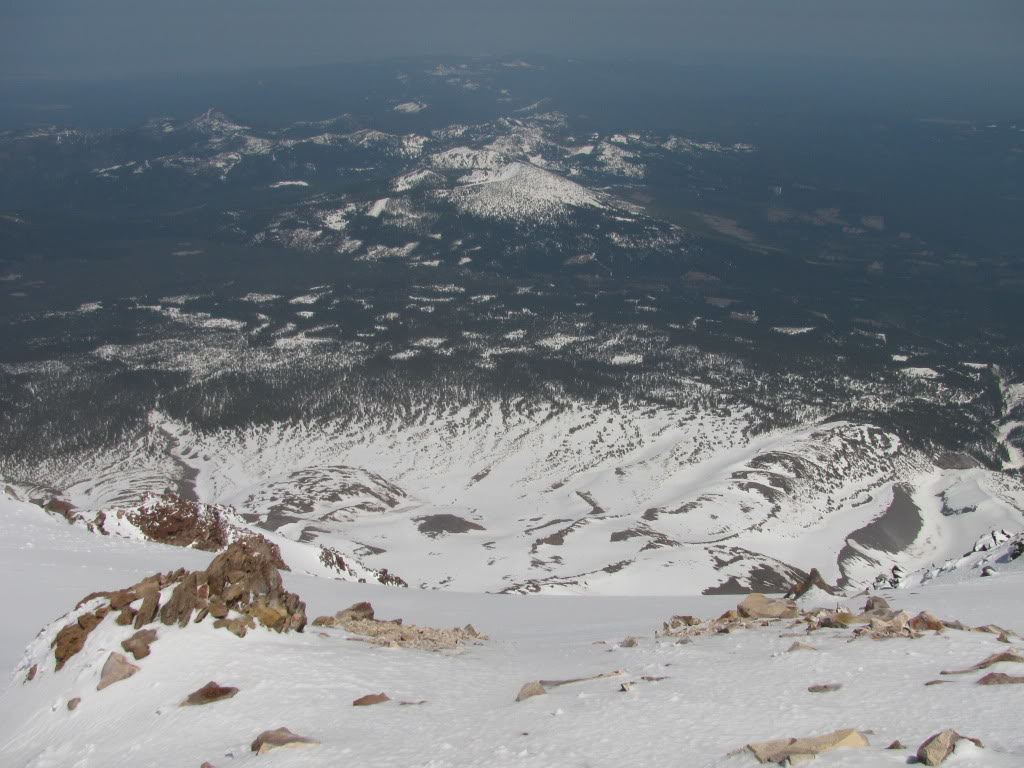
xmin=67 ymin=697 xmax=81 ymax=711
xmin=515 ymin=681 xmax=546 ymax=702
xmin=250 ymin=727 xmax=319 ymax=755
xmin=737 ymin=594 xmax=798 ymax=620
xmin=121 ymin=628 xmax=158 ymax=660
xmin=909 ymin=611 xmax=944 ymax=632
xmin=181 ymin=681 xmax=240 ymax=706
xmin=352 ymin=692 xmax=390 ymax=706
xmin=52 ymin=624 xmax=87 ymax=670
xmin=96 ymin=652 xmax=140 ymax=690
xmin=108 ymin=589 xmax=138 ymax=611
xmin=862 ymin=595 xmax=894 ymax=618
xmin=916 ymin=730 xmax=983 ymax=766
xmin=212 ymin=618 xmax=249 ymax=638
xmin=746 ymin=729 xmax=869 ymax=764
xmin=787 ymin=641 xmax=817 ymax=652
xmin=941 ymin=649 xmax=1024 ymax=675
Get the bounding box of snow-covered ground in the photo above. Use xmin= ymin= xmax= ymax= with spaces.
xmin=2 ymin=488 xmax=1024 ymax=767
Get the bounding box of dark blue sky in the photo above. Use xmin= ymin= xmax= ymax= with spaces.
xmin=2 ymin=0 xmax=1022 ymax=79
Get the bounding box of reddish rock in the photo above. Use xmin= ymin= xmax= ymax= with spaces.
xmin=181 ymin=681 xmax=240 ymax=706
xmin=52 ymin=624 xmax=88 ymax=670
xmin=977 ymin=672 xmax=1024 ymax=685
xmin=121 ymin=628 xmax=158 ymax=660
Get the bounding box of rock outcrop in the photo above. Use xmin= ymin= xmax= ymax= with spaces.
xmin=42 ymin=539 xmax=305 ymax=675
xmin=312 ymin=601 xmax=484 ymax=650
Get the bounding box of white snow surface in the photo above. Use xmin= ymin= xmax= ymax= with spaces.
xmin=2 ymin=486 xmax=1024 ymax=767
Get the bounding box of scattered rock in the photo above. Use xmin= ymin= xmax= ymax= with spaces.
xmin=121 ymin=628 xmax=158 ymax=660
xmin=67 ymin=697 xmax=81 ymax=711
xmin=941 ymin=649 xmax=1024 ymax=675
xmin=352 ymin=692 xmax=390 ymax=706
xmin=515 ymin=681 xmax=547 ymax=702
xmin=96 ymin=652 xmax=140 ymax=690
xmin=916 ymin=730 xmax=983 ymax=766
xmin=976 ymin=672 xmax=1024 ymax=685
xmin=787 ymin=641 xmax=817 ymax=652
xmin=619 ymin=682 xmax=634 ymax=692
xmin=314 ymin=601 xmax=485 ymax=650
xmin=25 ymin=664 xmax=36 ymax=682
xmin=737 ymin=594 xmax=799 ymax=620
xmin=862 ymin=596 xmax=894 ymax=618
xmin=399 ymin=700 xmax=427 ymax=706
xmin=539 ymin=671 xmax=624 ymax=688
xmin=807 ymin=683 xmax=842 ymax=693
xmin=181 ymin=681 xmax=240 ymax=706
xmin=213 ymin=617 xmax=254 ymax=638
xmin=620 ymin=636 xmax=641 ymax=648
xmin=886 ymin=740 xmax=905 ymax=749
xmin=745 ymin=729 xmax=869 ymax=764
xmin=250 ymin=727 xmax=319 ymax=755
xmin=908 ymin=611 xmax=944 ymax=632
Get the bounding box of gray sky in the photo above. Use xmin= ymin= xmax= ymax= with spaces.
xmin=2 ymin=0 xmax=1023 ymax=79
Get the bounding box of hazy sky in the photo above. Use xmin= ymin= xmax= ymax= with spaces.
xmin=2 ymin=0 xmax=1023 ymax=79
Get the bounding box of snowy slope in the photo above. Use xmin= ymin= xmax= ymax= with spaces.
xmin=3 ymin=491 xmax=1024 ymax=767
xmin=27 ymin=404 xmax=1024 ymax=597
